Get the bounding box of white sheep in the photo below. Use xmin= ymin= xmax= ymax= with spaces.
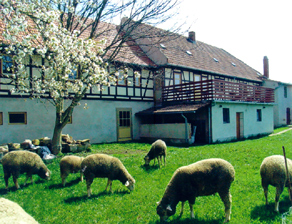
xmin=2 ymin=150 xmax=51 ymax=189
xmin=260 ymin=155 xmax=292 ymax=212
xmin=0 ymin=198 xmax=39 ymax=223
xmin=60 ymin=155 xmax=84 ymax=186
xmin=81 ymin=153 xmax=135 ymax=197
xmin=156 ymin=158 xmax=235 ymax=223
xmin=144 ymin=139 xmax=167 ymax=168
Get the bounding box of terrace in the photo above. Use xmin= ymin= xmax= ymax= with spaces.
xmin=162 ymin=79 xmax=274 ymax=103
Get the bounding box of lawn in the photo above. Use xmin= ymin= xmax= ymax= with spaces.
xmin=1 ymin=129 xmax=292 ymax=223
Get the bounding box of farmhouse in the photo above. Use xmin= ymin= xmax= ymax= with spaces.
xmin=0 ymin=18 xmax=290 ymax=145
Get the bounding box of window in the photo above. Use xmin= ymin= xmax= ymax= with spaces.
xmin=0 ymin=112 xmax=2 ymax=125
xmin=0 ymin=55 xmax=14 ymax=74
xmin=134 ymin=70 xmax=141 ymax=87
xmin=117 ymin=69 xmax=127 ymax=86
xmin=8 ymin=112 xmax=27 ymax=125
xmin=174 ymin=72 xmax=181 ymax=85
xmin=119 ymin=111 xmax=130 ymax=127
xmin=257 ymin=109 xmax=262 ymax=122
xmin=223 ymin=108 xmax=230 ymax=123
xmin=284 ymin=86 xmax=287 ymax=98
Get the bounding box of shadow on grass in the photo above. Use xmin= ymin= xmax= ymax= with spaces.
xmin=151 ymin=216 xmax=223 ymax=224
xmin=251 ymin=196 xmax=292 ymax=222
xmin=140 ymin=164 xmax=160 ymax=173
xmin=47 ymin=178 xmax=80 ymax=189
xmin=63 ymin=189 xmax=130 ymax=204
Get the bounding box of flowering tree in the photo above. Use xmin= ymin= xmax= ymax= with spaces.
xmin=0 ymin=0 xmax=181 ymax=154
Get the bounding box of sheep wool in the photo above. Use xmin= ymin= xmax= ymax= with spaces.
xmin=0 ymin=198 xmax=39 ymax=224
xmin=260 ymin=155 xmax=292 ymax=212
xmin=81 ymin=153 xmax=135 ymax=197
xmin=60 ymin=155 xmax=84 ymax=186
xmin=144 ymin=139 xmax=167 ymax=167
xmin=2 ymin=150 xmax=51 ymax=189
xmin=156 ymin=158 xmax=235 ymax=223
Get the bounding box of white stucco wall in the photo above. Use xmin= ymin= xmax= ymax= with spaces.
xmin=0 ymin=97 xmax=152 ymax=144
xmin=211 ymin=101 xmax=274 ymax=143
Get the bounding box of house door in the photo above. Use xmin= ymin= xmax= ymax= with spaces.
xmin=236 ymin=112 xmax=244 ymax=139
xmin=117 ymin=108 xmax=132 ymax=142
xmin=287 ymin=108 xmax=291 ymax=125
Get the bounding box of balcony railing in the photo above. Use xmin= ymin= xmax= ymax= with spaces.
xmin=162 ymin=80 xmax=274 ymax=103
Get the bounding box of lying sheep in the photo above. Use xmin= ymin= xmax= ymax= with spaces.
xmin=260 ymin=155 xmax=292 ymax=212
xmin=60 ymin=155 xmax=84 ymax=186
xmin=156 ymin=158 xmax=235 ymax=223
xmin=144 ymin=139 xmax=167 ymax=168
xmin=0 ymin=198 xmax=39 ymax=224
xmin=81 ymin=153 xmax=135 ymax=197
xmin=2 ymin=150 xmax=51 ymax=189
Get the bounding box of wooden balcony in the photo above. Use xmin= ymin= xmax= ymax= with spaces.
xmin=162 ymin=80 xmax=274 ymax=103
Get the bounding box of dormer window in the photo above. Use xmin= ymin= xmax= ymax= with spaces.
xmin=186 ymin=50 xmax=192 ymax=55
xmin=231 ymin=62 xmax=236 ymax=67
xmin=213 ymin=58 xmax=219 ymax=62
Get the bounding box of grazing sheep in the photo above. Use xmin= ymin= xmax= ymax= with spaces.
xmin=0 ymin=198 xmax=39 ymax=224
xmin=260 ymin=155 xmax=292 ymax=212
xmin=2 ymin=150 xmax=51 ymax=189
xmin=156 ymin=158 xmax=235 ymax=223
xmin=60 ymin=155 xmax=84 ymax=186
xmin=144 ymin=139 xmax=167 ymax=168
xmin=81 ymin=153 xmax=135 ymax=197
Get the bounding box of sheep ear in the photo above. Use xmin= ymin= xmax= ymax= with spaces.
xmin=45 ymin=171 xmax=50 ymax=177
xmin=125 ymin=181 xmax=130 ymax=187
xmin=166 ymin=205 xmax=172 ymax=212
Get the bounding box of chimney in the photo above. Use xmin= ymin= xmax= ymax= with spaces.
xmin=263 ymin=56 xmax=269 ymax=78
xmin=188 ymin=31 xmax=196 ymax=43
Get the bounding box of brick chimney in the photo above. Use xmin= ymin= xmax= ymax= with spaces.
xmin=263 ymin=56 xmax=269 ymax=78
xmin=188 ymin=31 xmax=196 ymax=43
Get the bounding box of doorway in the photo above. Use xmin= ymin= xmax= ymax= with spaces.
xmin=236 ymin=112 xmax=244 ymax=139
xmin=116 ymin=108 xmax=132 ymax=142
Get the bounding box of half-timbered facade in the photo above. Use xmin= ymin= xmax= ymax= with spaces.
xmin=0 ymin=18 xmax=277 ymax=145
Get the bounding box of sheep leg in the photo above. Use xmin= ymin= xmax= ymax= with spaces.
xmin=105 ymin=179 xmax=113 ymax=193
xmin=158 ymin=156 xmax=161 ymax=168
xmin=86 ymin=178 xmax=93 ymax=197
xmin=275 ymin=185 xmax=284 ymax=212
xmin=163 ymin=155 xmax=166 ymax=166
xmin=80 ymin=171 xmax=83 ymax=182
xmin=189 ymin=202 xmax=195 ymax=219
xmin=261 ymin=180 xmax=269 ymax=205
xmin=12 ymin=176 xmax=20 ymax=189
xmin=179 ymin=201 xmax=185 ymax=217
xmin=219 ymin=191 xmax=232 ymax=223
xmin=4 ymin=172 xmax=11 ymax=189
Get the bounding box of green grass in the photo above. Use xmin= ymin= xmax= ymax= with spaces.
xmin=1 ymin=128 xmax=292 ymax=223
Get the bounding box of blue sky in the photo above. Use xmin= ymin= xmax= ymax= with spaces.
xmin=162 ymin=0 xmax=292 ymax=83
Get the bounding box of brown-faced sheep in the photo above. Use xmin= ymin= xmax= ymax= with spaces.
xmin=156 ymin=158 xmax=235 ymax=223
xmin=60 ymin=155 xmax=84 ymax=186
xmin=260 ymin=155 xmax=292 ymax=212
xmin=81 ymin=153 xmax=135 ymax=197
xmin=144 ymin=139 xmax=167 ymax=168
xmin=2 ymin=150 xmax=51 ymax=189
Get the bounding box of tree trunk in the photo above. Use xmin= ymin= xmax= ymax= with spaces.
xmin=51 ymin=123 xmax=63 ymax=155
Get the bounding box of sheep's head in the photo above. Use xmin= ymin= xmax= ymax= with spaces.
xmin=144 ymin=156 xmax=150 ymax=166
xmin=39 ymin=168 xmax=51 ymax=180
xmin=125 ymin=179 xmax=135 ymax=191
xmin=156 ymin=201 xmax=176 ymax=222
